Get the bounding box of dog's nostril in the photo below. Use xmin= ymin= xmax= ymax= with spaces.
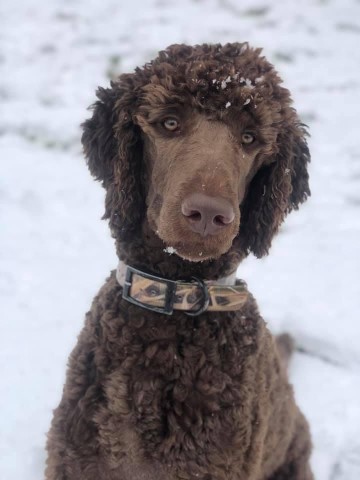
xmin=213 ymin=215 xmax=227 ymax=227
xmin=188 ymin=211 xmax=202 ymax=222
xmin=213 ymin=212 xmax=235 ymax=226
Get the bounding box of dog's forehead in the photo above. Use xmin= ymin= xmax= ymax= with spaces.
xmin=139 ymin=44 xmax=279 ymax=93
xmin=136 ymin=80 xmax=283 ymax=132
xmin=140 ymin=61 xmax=269 ymax=98
xmin=134 ymin=64 xmax=287 ymax=128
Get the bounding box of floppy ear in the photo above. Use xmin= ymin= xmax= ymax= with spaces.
xmin=81 ymin=83 xmax=144 ymax=240
xmin=238 ymin=125 xmax=310 ymax=258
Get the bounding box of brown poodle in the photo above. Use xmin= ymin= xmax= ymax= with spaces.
xmin=46 ymin=43 xmax=313 ymax=480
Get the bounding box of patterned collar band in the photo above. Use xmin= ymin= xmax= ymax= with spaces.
xmin=116 ymin=262 xmax=248 ymax=316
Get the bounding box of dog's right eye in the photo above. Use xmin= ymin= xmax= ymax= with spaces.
xmin=163 ymin=118 xmax=179 ymax=131
xmin=241 ymin=132 xmax=255 ymax=145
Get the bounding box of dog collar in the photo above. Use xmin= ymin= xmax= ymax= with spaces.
xmin=116 ymin=262 xmax=248 ymax=316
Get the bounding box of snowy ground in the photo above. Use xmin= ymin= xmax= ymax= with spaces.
xmin=1 ymin=0 xmax=360 ymax=479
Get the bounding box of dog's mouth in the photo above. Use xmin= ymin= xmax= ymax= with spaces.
xmin=160 ymin=230 xmax=237 ymax=263
xmin=163 ymin=242 xmax=214 ymax=262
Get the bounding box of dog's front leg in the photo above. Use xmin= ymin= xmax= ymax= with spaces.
xmin=267 ymin=460 xmax=313 ymax=480
xmin=266 ymin=414 xmax=314 ymax=480
xmin=45 ymin=315 xmax=104 ymax=480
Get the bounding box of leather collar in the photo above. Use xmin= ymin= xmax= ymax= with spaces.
xmin=116 ymin=262 xmax=248 ymax=316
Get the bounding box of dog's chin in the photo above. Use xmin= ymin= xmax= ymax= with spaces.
xmin=174 ymin=249 xmax=221 ymax=263
xmin=161 ymin=235 xmax=235 ymax=263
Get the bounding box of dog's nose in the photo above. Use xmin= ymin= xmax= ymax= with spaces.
xmin=181 ymin=193 xmax=235 ymax=236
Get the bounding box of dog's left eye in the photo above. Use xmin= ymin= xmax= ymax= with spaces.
xmin=163 ymin=118 xmax=179 ymax=131
xmin=241 ymin=132 xmax=255 ymax=145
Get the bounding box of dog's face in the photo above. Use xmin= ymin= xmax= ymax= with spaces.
xmin=135 ymin=105 xmax=274 ymax=261
xmin=82 ymin=43 xmax=310 ymax=263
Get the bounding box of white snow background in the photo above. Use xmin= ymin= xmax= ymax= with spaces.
xmin=1 ymin=0 xmax=360 ymax=478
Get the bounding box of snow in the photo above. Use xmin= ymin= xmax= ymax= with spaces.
xmin=1 ymin=0 xmax=360 ymax=479
xmin=221 ymin=75 xmax=232 ymax=89
xmin=225 ymin=101 xmax=231 ymax=108
xmin=240 ymin=77 xmax=255 ymax=88
xmin=164 ymin=246 xmax=177 ymax=255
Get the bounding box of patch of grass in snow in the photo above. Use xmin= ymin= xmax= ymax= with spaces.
xmin=336 ymin=22 xmax=360 ymax=33
xmin=55 ymin=11 xmax=78 ymax=23
xmin=273 ymin=51 xmax=294 ymax=64
xmin=257 ymin=20 xmax=278 ymax=29
xmin=0 ymin=87 xmax=10 ymax=100
xmin=39 ymin=44 xmax=57 ymax=55
xmin=346 ymin=195 xmax=360 ymax=206
xmin=301 ymin=48 xmax=318 ymax=58
xmin=307 ymin=26 xmax=319 ymax=35
xmin=39 ymin=96 xmax=61 ymax=107
xmin=16 ymin=127 xmax=77 ymax=151
xmin=106 ymin=54 xmax=122 ymax=80
xmin=219 ymin=1 xmax=269 ymax=18
xmin=329 ymin=445 xmax=360 ymax=480
xmin=299 ymin=111 xmax=317 ymax=123
xmin=243 ymin=6 xmax=269 ymax=17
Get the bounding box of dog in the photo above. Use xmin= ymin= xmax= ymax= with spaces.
xmin=46 ymin=43 xmax=313 ymax=480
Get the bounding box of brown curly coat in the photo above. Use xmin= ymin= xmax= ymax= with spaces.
xmin=45 ymin=43 xmax=313 ymax=480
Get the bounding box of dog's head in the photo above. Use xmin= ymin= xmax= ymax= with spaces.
xmin=82 ymin=43 xmax=310 ymax=263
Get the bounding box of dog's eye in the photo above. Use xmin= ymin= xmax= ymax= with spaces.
xmin=163 ymin=118 xmax=179 ymax=131
xmin=241 ymin=132 xmax=255 ymax=145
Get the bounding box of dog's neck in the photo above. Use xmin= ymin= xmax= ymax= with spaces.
xmin=115 ymin=220 xmax=245 ymax=281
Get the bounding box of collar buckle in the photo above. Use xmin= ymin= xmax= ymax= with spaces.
xmin=122 ymin=265 xmax=177 ymax=315
xmin=184 ymin=276 xmax=210 ymax=316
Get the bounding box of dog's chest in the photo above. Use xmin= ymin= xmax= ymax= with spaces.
xmin=99 ymin=308 xmax=259 ymax=478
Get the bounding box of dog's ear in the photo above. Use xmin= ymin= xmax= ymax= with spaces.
xmin=81 ymin=83 xmax=144 ymax=239
xmin=239 ymin=125 xmax=310 ymax=258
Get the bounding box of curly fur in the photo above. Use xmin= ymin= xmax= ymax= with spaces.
xmin=46 ymin=43 xmax=313 ymax=480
